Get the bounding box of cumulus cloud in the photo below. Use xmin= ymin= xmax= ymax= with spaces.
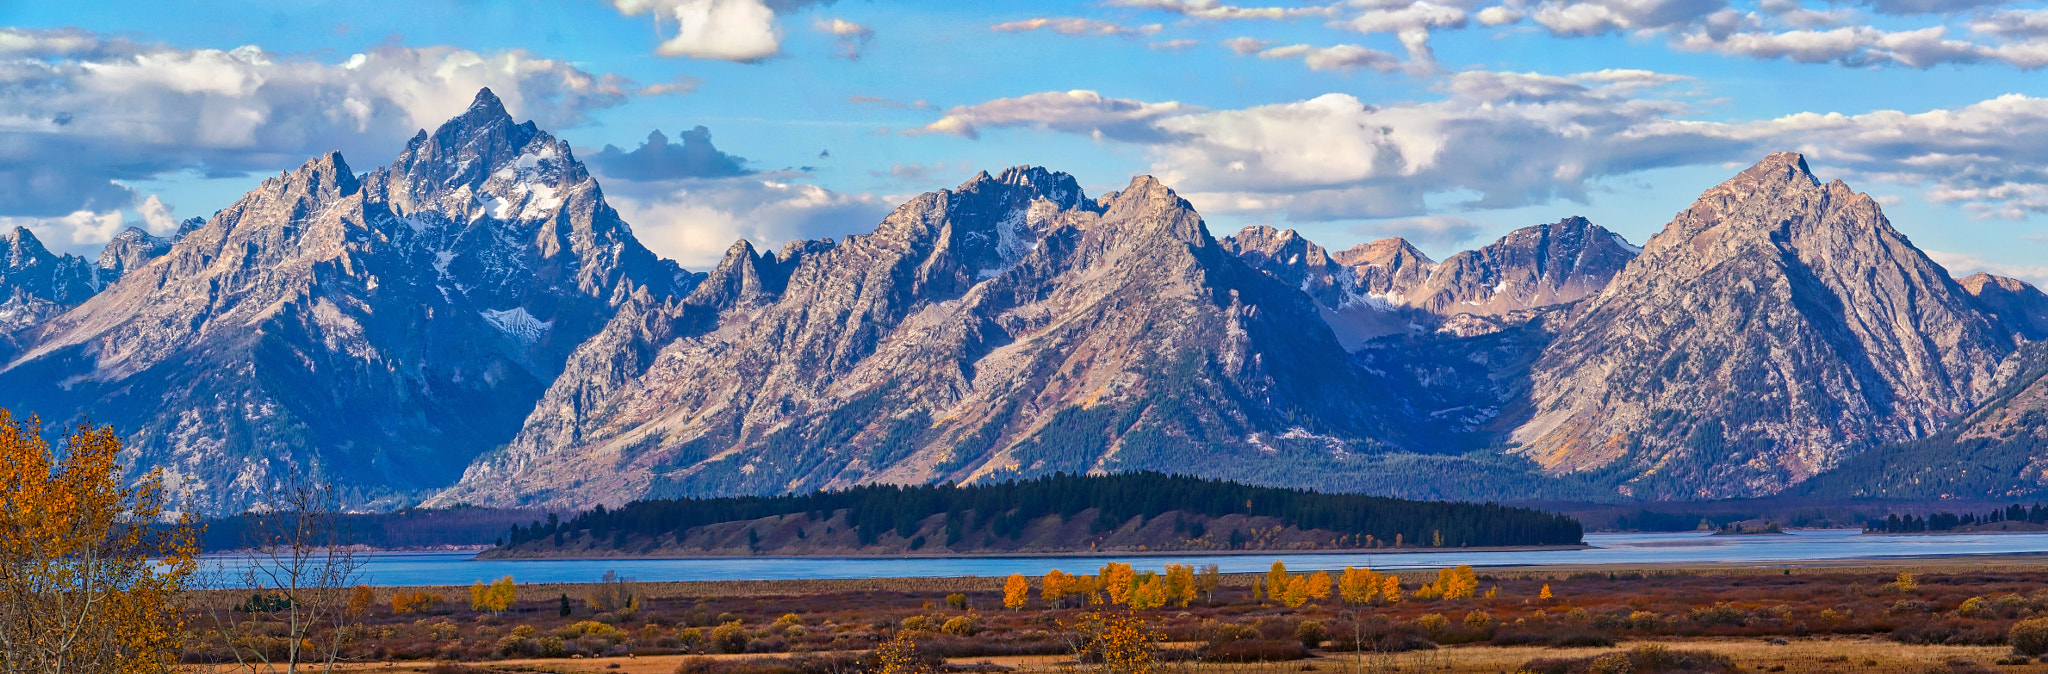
xmin=913 ymin=90 xmax=1196 ymax=142
xmin=1530 ymin=0 xmax=1731 ymax=36
xmin=924 ymin=71 xmax=2048 ymax=225
xmin=0 ymin=210 xmax=130 ymax=254
xmin=1476 ymin=5 xmax=1527 ymax=25
xmin=1674 ymin=24 xmax=2048 ymax=68
xmin=1255 ymin=43 xmax=1406 ymax=72
xmin=1926 ymin=250 xmax=2048 ymax=286
xmin=589 ymin=127 xmax=752 ymax=181
xmin=1342 ymin=1 xmax=1471 ymax=68
xmin=1353 ymin=215 xmax=1486 ymax=246
xmin=607 ymin=0 xmax=833 ymax=61
xmin=0 ymin=28 xmax=635 ymax=251
xmin=1971 ymin=9 xmax=2048 ymax=38
xmin=603 ymin=178 xmax=886 ymax=268
xmin=990 ymin=18 xmax=1163 ymax=37
xmin=1861 ymin=0 xmax=2007 ymax=16
xmin=815 ymin=18 xmax=874 ymax=59
xmin=1105 ymin=0 xmax=1333 ymax=19
xmin=1223 ymin=36 xmax=1272 ymax=53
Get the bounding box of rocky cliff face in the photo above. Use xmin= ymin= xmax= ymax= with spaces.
xmin=1513 ymin=153 xmax=2018 ymax=499
xmin=1961 ymin=273 xmax=2048 ymax=341
xmin=0 ymin=89 xmax=688 ymax=514
xmin=1220 ymin=217 xmax=1636 ymax=347
xmin=429 ymin=168 xmax=1399 ymax=509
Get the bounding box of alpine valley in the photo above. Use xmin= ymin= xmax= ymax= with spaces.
xmin=5 ymin=90 xmax=2045 ymax=515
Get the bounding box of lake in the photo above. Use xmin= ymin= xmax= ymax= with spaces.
xmin=204 ymin=529 xmax=2048 ymax=587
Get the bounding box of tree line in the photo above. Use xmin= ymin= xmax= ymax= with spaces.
xmin=502 ymin=471 xmax=1584 ymax=550
xmin=1866 ymin=503 xmax=2048 ymax=533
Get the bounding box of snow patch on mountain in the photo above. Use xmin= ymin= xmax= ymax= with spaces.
xmin=481 ymin=307 xmax=551 ymax=345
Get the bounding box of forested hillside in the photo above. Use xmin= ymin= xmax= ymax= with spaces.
xmin=487 ymin=472 xmax=1583 ymax=557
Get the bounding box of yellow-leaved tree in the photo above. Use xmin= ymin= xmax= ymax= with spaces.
xmin=472 ymin=575 xmax=515 ymax=614
xmin=1162 ymin=564 xmax=1196 ymax=608
xmin=1101 ymin=562 xmax=1136 ymax=606
xmin=0 ymin=410 xmax=199 ymax=674
xmin=1042 ymin=570 xmax=1069 ymax=607
xmin=1264 ymin=561 xmax=1290 ymax=604
xmin=1004 ymin=573 xmax=1030 ymax=610
xmin=1338 ymin=567 xmax=1382 ymax=605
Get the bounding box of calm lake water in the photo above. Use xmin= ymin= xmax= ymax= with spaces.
xmin=205 ymin=530 xmax=2048 ymax=587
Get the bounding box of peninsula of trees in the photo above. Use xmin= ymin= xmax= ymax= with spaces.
xmin=487 ymin=472 xmax=1583 ymax=557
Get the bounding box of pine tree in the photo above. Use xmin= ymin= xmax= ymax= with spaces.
xmin=559 ymin=593 xmax=572 ymax=616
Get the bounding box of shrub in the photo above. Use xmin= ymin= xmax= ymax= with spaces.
xmin=947 ymin=593 xmax=968 ymax=610
xmin=774 ymin=613 xmax=803 ymax=628
xmin=391 ymin=591 xmax=444 ymax=615
xmin=1519 ymin=645 xmax=1737 ymax=674
xmin=712 ymin=621 xmax=749 ymax=654
xmin=2012 ymin=618 xmax=2048 ymax=656
xmin=940 ymin=616 xmax=978 ymax=636
xmin=1199 ymin=639 xmax=1309 ymax=662
xmin=902 ymin=615 xmax=936 ymax=632
xmin=1295 ymin=620 xmax=1327 ymax=649
xmin=1415 ymin=614 xmax=1450 ymax=639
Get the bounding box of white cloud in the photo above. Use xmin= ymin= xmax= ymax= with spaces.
xmin=1674 ymin=24 xmax=2048 ymax=68
xmin=1530 ymin=0 xmax=1729 ymax=35
xmin=1476 ymin=5 xmax=1527 ymax=25
xmin=1256 ymin=44 xmax=1406 ymax=72
xmin=990 ymin=18 xmax=1164 ymax=37
xmin=136 ymin=194 xmax=178 ymax=236
xmin=926 ymin=71 xmax=2048 ymax=225
xmin=0 ymin=210 xmax=129 ymax=254
xmin=0 ymin=29 xmax=635 ymax=222
xmin=607 ymin=0 xmax=831 ymax=62
xmin=603 ymin=177 xmax=887 ymax=268
xmin=913 ymin=90 xmax=1196 ymax=142
xmin=814 ymin=18 xmax=875 ymax=59
xmin=1223 ymin=37 xmax=1272 ymax=54
xmin=1106 ymin=0 xmax=1333 ymax=20
xmin=1151 ymin=39 xmax=1203 ymax=51
xmin=1354 ymin=214 xmax=1486 ymax=246
xmin=1972 ymin=8 xmax=2048 ymax=38
xmin=1343 ymin=1 xmax=1471 ymax=68
xmin=1926 ymin=250 xmax=2048 ymax=286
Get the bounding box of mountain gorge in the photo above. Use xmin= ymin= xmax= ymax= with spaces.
xmin=4 ymin=91 xmax=2045 ymax=515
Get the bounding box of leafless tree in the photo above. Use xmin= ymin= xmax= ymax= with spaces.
xmin=202 ymin=472 xmax=367 ymax=673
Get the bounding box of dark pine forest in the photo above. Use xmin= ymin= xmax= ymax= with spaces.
xmin=501 ymin=472 xmax=1583 ymax=551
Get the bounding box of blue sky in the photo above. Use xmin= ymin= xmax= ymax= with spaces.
xmin=3 ymin=0 xmax=2046 ymax=281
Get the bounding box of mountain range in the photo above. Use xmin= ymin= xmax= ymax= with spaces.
xmin=4 ymin=89 xmax=2045 ymax=515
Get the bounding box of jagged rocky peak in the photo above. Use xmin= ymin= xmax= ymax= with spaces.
xmin=96 ymin=227 xmax=173 ymax=282
xmin=1 ymin=226 xmax=97 ymax=306
xmin=1405 ymin=216 xmax=1639 ymax=318
xmin=0 ymin=87 xmax=689 ymax=516
xmin=1959 ymin=272 xmax=2048 ymax=341
xmin=1334 ymin=237 xmax=1435 ymax=268
xmin=1515 ymin=152 xmax=2015 ymax=498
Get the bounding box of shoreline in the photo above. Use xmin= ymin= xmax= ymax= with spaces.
xmin=471 ymin=542 xmax=1595 ymax=562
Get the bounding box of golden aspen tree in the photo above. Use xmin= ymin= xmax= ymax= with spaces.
xmin=1162 ymin=564 xmax=1196 ymax=608
xmin=1265 ymin=561 xmax=1291 ymax=602
xmin=1305 ymin=570 xmax=1333 ymax=601
xmin=1339 ymin=567 xmax=1381 ymax=605
xmin=1195 ymin=564 xmax=1221 ymax=604
xmin=1539 ymin=584 xmax=1553 ymax=602
xmin=1043 ymin=569 xmax=1069 ymax=607
xmin=483 ymin=576 xmax=516 ymax=613
xmin=1250 ymin=577 xmax=1264 ymax=603
xmin=1005 ymin=574 xmax=1030 ymax=610
xmin=472 ymin=580 xmax=493 ymax=611
xmin=1279 ymin=574 xmax=1311 ymax=608
xmin=0 ymin=411 xmax=198 ymax=674
xmin=1130 ymin=574 xmax=1167 ymax=610
xmin=1381 ymin=575 xmax=1402 ymax=603
xmin=1101 ymin=562 xmax=1136 ymax=606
